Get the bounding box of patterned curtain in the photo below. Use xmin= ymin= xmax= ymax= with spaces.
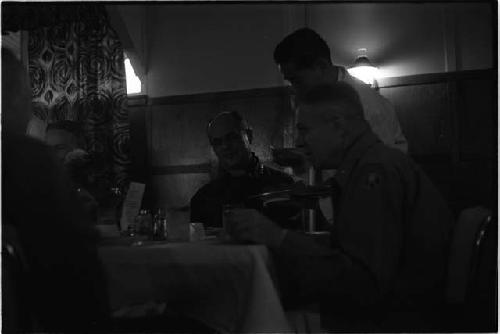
xmin=24 ymin=5 xmax=130 ymax=191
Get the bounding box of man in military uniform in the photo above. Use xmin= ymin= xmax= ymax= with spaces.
xmin=225 ymin=83 xmax=454 ymax=331
xmin=190 ymin=111 xmax=296 ymax=228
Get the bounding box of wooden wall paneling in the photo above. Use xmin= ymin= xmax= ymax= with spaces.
xmin=128 ymin=104 xmax=149 ymax=183
xmin=150 ymin=102 xmax=216 ymax=167
xmin=380 ymin=82 xmax=453 ymax=158
xmin=380 ymin=70 xmax=496 ymax=215
xmin=377 ymin=69 xmax=493 ymax=89
xmin=380 ymin=83 xmax=454 ymax=205
xmin=148 ymin=88 xmax=293 ymax=211
xmin=142 ymin=70 xmax=495 ymax=214
xmin=271 ymin=92 xmax=295 ymax=150
xmin=445 ymin=80 xmax=460 ymax=164
xmin=128 ymin=98 xmax=153 ymax=209
xmin=149 ymin=87 xmax=286 ymax=106
xmin=451 ymin=160 xmax=496 ymax=213
xmin=152 ymin=173 xmax=211 ymax=210
xmin=218 ymin=94 xmax=289 ymax=162
xmin=145 ymin=101 xmax=154 ymax=209
xmin=449 ymin=75 xmax=496 ymax=213
xmin=455 ymin=76 xmax=495 ymax=160
xmin=150 ymin=101 xmax=217 ymax=209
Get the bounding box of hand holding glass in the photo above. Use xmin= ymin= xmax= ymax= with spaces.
xmin=223 ymin=208 xmax=285 ymax=248
xmin=271 ymin=147 xmax=310 ymax=175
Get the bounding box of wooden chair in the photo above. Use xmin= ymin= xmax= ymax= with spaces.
xmin=445 ymin=206 xmax=497 ymax=331
xmin=2 ymin=224 xmax=36 ymax=333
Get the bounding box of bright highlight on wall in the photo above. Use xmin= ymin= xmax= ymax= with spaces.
xmin=347 ymin=65 xmax=380 ymax=86
xmin=124 ymin=58 xmax=142 ymax=94
xmin=347 ymin=49 xmax=380 ymax=87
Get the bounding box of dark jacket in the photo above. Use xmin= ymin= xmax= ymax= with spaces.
xmin=190 ymin=155 xmax=295 ymax=228
xmin=273 ymin=129 xmax=454 ymax=331
xmin=2 ymin=134 xmax=109 ymax=332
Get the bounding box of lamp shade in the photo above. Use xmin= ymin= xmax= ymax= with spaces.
xmin=347 ymin=55 xmax=379 ymax=86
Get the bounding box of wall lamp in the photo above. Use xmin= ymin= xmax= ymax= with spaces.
xmin=347 ymin=48 xmax=379 ymax=88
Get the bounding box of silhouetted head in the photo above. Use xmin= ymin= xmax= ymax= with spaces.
xmin=274 ymin=28 xmax=335 ymax=99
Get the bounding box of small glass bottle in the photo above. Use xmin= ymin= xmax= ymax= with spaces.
xmin=131 ymin=210 xmax=146 ymax=237
xmin=152 ymin=208 xmax=168 ymax=241
xmin=134 ymin=209 xmax=150 ymax=236
xmin=110 ymin=187 xmax=124 ymax=231
xmin=127 ymin=221 xmax=137 ymax=237
xmin=141 ymin=209 xmax=153 ymax=236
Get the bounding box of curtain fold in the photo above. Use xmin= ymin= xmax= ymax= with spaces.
xmin=23 ymin=5 xmax=130 ymax=191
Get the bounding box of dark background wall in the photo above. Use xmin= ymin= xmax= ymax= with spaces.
xmin=379 ymin=70 xmax=495 ymax=214
xmin=121 ymin=3 xmax=495 ymax=215
xmin=129 ymin=88 xmax=294 ymax=210
xmin=129 ymin=69 xmax=495 ymax=216
xmin=109 ymin=2 xmax=493 ymax=97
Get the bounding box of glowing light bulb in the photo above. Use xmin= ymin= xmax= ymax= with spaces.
xmin=347 ymin=49 xmax=379 ymax=87
xmin=347 ymin=65 xmax=379 ymax=86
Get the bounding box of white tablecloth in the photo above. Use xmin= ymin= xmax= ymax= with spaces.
xmin=99 ymin=240 xmax=292 ymax=333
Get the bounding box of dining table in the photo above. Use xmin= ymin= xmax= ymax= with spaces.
xmin=98 ymin=238 xmax=294 ymax=333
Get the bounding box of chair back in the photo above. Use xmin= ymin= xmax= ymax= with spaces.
xmin=446 ymin=207 xmax=493 ymax=304
xmin=466 ymin=210 xmax=497 ymax=331
xmin=2 ymin=223 xmax=36 ymax=332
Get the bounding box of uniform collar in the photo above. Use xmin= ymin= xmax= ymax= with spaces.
xmin=333 ymin=129 xmax=381 ymax=190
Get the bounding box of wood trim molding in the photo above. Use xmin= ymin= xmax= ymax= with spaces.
xmin=378 ymin=69 xmax=494 ymax=88
xmin=145 ymin=69 xmax=494 ymax=107
xmin=148 ymin=86 xmax=289 ymax=106
xmin=128 ymin=95 xmax=149 ymax=106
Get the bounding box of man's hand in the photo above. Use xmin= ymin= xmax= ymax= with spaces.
xmin=271 ymin=148 xmax=310 ymax=175
xmin=224 ymin=208 xmax=286 ymax=248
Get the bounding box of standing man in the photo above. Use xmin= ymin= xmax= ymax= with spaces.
xmin=225 ymin=83 xmax=453 ymax=331
xmin=274 ymin=27 xmax=408 ymax=153
xmin=190 ymin=111 xmax=296 ymax=228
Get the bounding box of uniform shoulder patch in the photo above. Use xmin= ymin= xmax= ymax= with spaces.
xmin=364 ymin=171 xmax=381 ymax=189
xmin=355 ymin=163 xmax=387 ymax=190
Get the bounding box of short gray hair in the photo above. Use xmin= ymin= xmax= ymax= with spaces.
xmin=302 ymin=82 xmax=364 ymax=119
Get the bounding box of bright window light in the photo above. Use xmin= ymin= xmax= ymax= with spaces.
xmin=124 ymin=58 xmax=142 ymax=94
xmin=347 ymin=65 xmax=379 ymax=86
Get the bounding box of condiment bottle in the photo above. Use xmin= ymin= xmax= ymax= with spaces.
xmin=152 ymin=208 xmax=168 ymax=241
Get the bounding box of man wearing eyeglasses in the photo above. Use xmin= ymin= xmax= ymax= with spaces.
xmin=190 ymin=111 xmax=295 ymax=228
